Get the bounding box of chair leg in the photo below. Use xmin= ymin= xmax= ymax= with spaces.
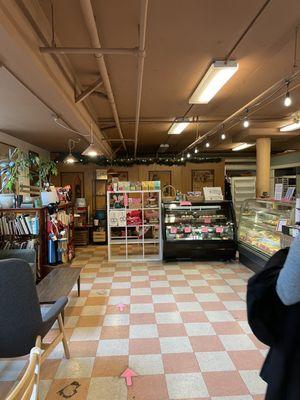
xmin=57 ymin=313 xmax=70 ymax=359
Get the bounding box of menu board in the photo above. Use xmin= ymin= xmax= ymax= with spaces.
xmin=203 ymin=187 xmax=223 ymax=201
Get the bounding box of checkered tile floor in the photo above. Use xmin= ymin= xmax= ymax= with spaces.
xmin=0 ymin=246 xmax=268 ymax=399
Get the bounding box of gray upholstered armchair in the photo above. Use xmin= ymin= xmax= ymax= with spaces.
xmin=0 ymin=259 xmax=70 ymax=362
xmin=0 ymin=249 xmax=36 ymax=279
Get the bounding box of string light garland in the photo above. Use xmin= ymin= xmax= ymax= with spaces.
xmin=56 ymin=153 xmax=221 ymax=166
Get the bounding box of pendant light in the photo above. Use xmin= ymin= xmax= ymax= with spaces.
xmin=82 ymin=121 xmax=101 ymax=157
xmin=283 ymin=81 xmax=292 ymax=107
xmin=220 ymin=125 xmax=226 ymax=140
xmin=63 ymin=139 xmax=79 ymax=164
xmin=243 ymin=109 xmax=250 ymax=128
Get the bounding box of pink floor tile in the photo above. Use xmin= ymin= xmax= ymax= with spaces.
xmin=201 ymin=302 xmax=227 ymax=311
xmin=154 ymin=303 xmax=178 ymax=312
xmin=180 ymin=311 xmax=209 ymax=323
xmin=173 ymin=294 xmax=197 ymax=302
xmin=218 ymin=292 xmax=242 ymax=301
xmin=130 ymin=313 xmax=156 ymax=324
xmin=189 ymin=336 xmax=225 ymax=352
xmin=131 ymin=281 xmax=150 ymax=288
xmin=109 ymin=289 xmax=131 ymax=296
xmin=229 ymin=350 xmax=265 ymax=369
xmin=163 ymin=353 xmax=200 ymax=373
xmin=157 ymin=323 xmax=187 ymax=337
xmin=191 ymin=286 xmax=214 ymax=293
xmin=129 ymin=338 xmax=161 ymax=354
xmin=203 ymin=371 xmax=250 ymax=396
xmin=151 ymin=287 xmax=173 ymax=295
xmin=128 ymin=374 xmax=169 ymax=400
xmin=168 ymin=281 xmax=189 ymax=287
xmin=212 ymin=322 xmax=244 ymax=334
xmin=230 ymin=310 xmax=248 ymax=321
xmin=131 ymin=295 xmax=153 ymax=303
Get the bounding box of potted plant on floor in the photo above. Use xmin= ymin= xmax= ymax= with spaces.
xmin=0 ymin=148 xmax=30 ymax=208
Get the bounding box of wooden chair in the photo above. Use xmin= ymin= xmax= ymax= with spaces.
xmin=6 ymin=337 xmax=41 ymax=400
xmin=0 ymin=259 xmax=70 ymax=363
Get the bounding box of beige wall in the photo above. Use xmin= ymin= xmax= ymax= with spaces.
xmin=55 ymin=160 xmax=225 ymax=209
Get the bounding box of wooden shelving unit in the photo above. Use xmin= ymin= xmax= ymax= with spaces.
xmin=92 ymin=176 xmax=107 ymax=244
xmin=107 ymin=190 xmax=162 ymax=261
xmin=0 ymin=203 xmax=75 ymax=279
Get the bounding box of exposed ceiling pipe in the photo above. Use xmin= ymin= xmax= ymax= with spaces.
xmin=40 ymin=46 xmax=139 ymax=55
xmin=79 ymin=0 xmax=127 ymax=152
xmin=133 ymin=0 xmax=148 ymax=157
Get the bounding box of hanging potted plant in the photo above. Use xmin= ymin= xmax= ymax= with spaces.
xmin=0 ymin=148 xmax=30 ymax=208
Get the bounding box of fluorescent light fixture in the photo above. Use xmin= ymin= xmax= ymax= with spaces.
xmin=280 ymin=120 xmax=300 ymax=132
xmin=232 ymin=143 xmax=254 ymax=151
xmin=168 ymin=122 xmax=190 ymax=135
xmin=64 ymin=153 xmax=78 ymax=164
xmin=189 ymin=60 xmax=239 ymax=104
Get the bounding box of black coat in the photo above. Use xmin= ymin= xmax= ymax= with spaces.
xmin=247 ymin=248 xmax=300 ymax=400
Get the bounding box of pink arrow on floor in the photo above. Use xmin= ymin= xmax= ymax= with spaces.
xmin=117 ymin=303 xmax=126 ymax=312
xmin=121 ymin=368 xmax=137 ymax=386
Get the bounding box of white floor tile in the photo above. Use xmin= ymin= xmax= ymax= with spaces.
xmin=55 ymin=357 xmax=94 ymax=378
xmin=195 ymin=351 xmax=235 ymax=372
xmin=205 ymin=311 xmax=235 ymax=322
xmin=155 ymin=312 xmax=183 ymax=324
xmin=240 ymin=370 xmax=267 ymax=394
xmin=130 ymin=303 xmax=154 ymax=313
xmin=166 ymin=372 xmax=209 ymax=398
xmin=70 ymin=327 xmax=102 ymax=341
xmin=177 ymin=302 xmax=203 ymax=311
xmin=160 ymin=337 xmax=193 ymax=353
xmin=129 ymin=324 xmax=158 ymax=339
xmin=220 ymin=335 xmax=256 ymax=351
xmin=129 ymin=354 xmax=164 ymax=375
xmin=87 ymin=377 xmax=127 ymax=400
xmin=97 ymin=339 xmax=129 ymax=356
xmin=184 ymin=322 xmax=216 ymax=336
xmin=103 ymin=314 xmax=130 ymax=326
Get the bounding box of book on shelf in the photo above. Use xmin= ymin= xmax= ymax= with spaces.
xmin=0 ymin=214 xmax=39 ymax=236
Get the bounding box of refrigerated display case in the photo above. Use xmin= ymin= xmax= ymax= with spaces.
xmin=162 ymin=201 xmax=237 ymax=261
xmin=238 ymin=199 xmax=295 ymax=271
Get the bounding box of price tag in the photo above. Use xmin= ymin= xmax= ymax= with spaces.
xmin=216 ymin=226 xmax=223 ymax=233
xmin=184 ymin=227 xmax=191 ymax=233
xmin=204 ymin=217 xmax=211 ymax=224
xmin=201 ymin=227 xmax=208 ymax=233
xmin=170 ymin=227 xmax=178 ymax=234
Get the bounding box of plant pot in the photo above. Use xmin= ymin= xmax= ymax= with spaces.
xmin=0 ymin=193 xmax=15 ymax=209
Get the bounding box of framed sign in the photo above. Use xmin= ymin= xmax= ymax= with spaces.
xmin=192 ymin=169 xmax=214 ymax=191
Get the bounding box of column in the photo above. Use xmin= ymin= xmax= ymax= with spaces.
xmin=256 ymin=138 xmax=271 ymax=197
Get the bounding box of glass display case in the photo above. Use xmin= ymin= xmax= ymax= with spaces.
xmin=162 ymin=201 xmax=237 ymax=261
xmin=238 ymin=199 xmax=295 ymax=271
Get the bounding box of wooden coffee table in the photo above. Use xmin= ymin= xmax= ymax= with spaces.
xmin=37 ymin=266 xmax=82 ymax=304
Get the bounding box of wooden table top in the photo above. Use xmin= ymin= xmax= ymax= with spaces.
xmin=37 ymin=266 xmax=82 ymax=304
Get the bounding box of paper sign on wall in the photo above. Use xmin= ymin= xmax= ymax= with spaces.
xmin=203 ymin=187 xmax=223 ymax=201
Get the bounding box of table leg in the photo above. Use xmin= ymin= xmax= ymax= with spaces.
xmin=77 ymin=276 xmax=80 ymax=297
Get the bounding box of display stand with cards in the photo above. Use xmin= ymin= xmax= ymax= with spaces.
xmin=107 ymin=189 xmax=162 ymax=261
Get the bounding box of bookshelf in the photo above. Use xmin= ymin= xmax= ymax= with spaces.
xmin=0 ymin=203 xmax=75 ymax=279
xmin=107 ymin=190 xmax=162 ymax=261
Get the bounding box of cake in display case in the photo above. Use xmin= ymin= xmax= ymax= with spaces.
xmin=162 ymin=201 xmax=237 ymax=261
xmin=238 ymin=199 xmax=295 ymax=271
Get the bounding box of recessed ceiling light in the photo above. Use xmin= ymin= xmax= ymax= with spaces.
xmin=205 ymin=142 xmax=210 ymax=148
xmin=189 ymin=60 xmax=239 ymax=104
xmin=168 ymin=122 xmax=190 ymax=135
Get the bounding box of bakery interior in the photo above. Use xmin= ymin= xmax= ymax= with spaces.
xmin=0 ymin=0 xmax=300 ymax=399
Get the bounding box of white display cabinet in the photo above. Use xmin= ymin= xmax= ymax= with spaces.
xmin=107 ymin=190 xmax=162 ymax=261
xmin=231 ymin=176 xmax=256 ymax=222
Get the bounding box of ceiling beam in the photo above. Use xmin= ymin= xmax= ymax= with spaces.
xmin=75 ymin=78 xmax=103 ymax=104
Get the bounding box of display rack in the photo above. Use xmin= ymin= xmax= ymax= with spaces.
xmin=231 ymin=177 xmax=256 ymax=223
xmin=107 ymin=190 xmax=162 ymax=261
xmin=162 ymin=200 xmax=237 ymax=261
